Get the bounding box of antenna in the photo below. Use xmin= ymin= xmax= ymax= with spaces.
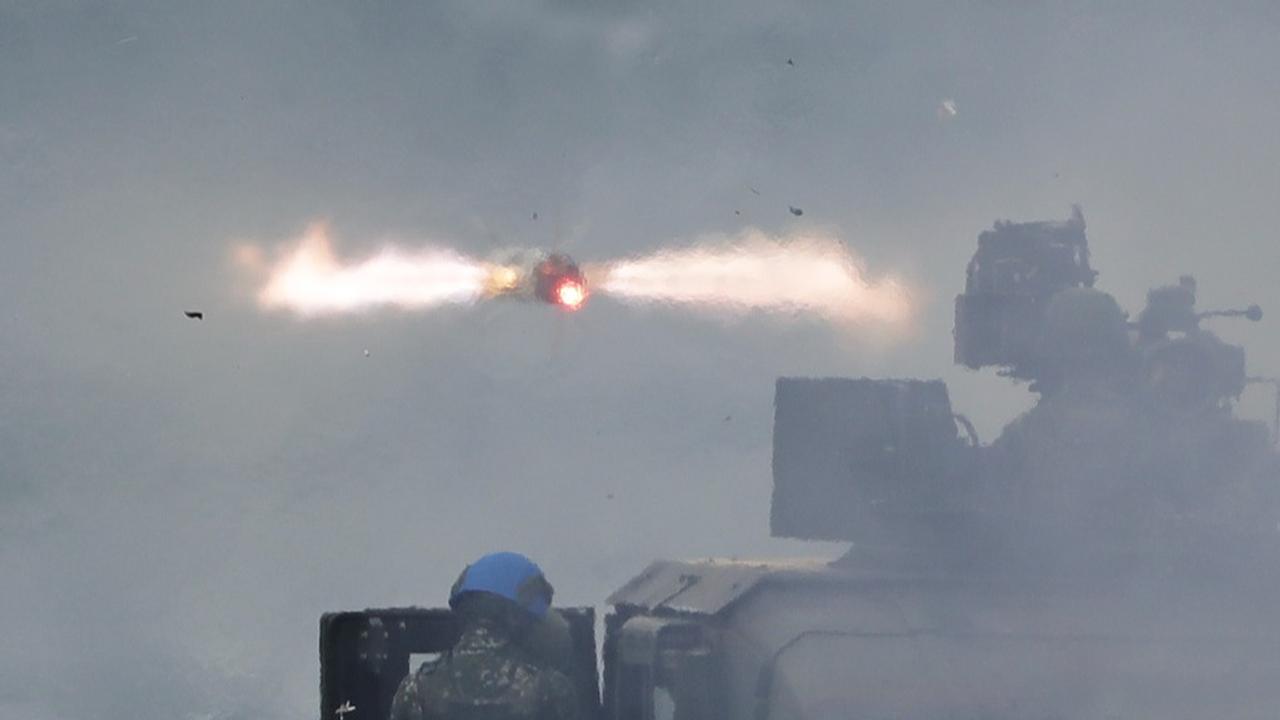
xmin=1199 ymin=304 xmax=1264 ymax=322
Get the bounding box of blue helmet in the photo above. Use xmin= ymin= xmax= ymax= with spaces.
xmin=448 ymin=552 xmax=554 ymax=619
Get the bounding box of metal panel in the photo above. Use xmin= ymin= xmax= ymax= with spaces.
xmin=607 ymin=560 xmax=832 ymax=616
xmin=770 ymin=377 xmax=963 ymax=543
xmin=607 ymin=560 xmax=774 ymax=616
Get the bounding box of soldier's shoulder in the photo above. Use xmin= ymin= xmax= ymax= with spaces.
xmin=390 ymin=655 xmax=449 ymax=720
xmin=507 ymin=643 xmax=567 ymax=676
xmin=489 ymin=646 xmax=572 ymax=696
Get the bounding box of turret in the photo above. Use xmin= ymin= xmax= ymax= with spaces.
xmin=953 ymin=205 xmax=1095 ymax=383
xmin=771 ymin=209 xmax=1278 ymax=568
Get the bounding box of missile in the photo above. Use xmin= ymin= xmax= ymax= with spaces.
xmin=484 ymin=251 xmax=588 ymax=311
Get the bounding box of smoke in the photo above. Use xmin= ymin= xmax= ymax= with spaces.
xmin=597 ymin=229 xmax=912 ymax=325
xmin=253 ymin=225 xmax=490 ymax=316
xmin=6 ymin=3 xmax=1280 ymax=719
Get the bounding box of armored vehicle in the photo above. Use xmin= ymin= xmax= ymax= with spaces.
xmin=321 ymin=209 xmax=1280 ymax=720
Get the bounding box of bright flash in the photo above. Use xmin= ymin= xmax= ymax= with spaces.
xmin=485 ymin=265 xmax=521 ymax=295
xmin=555 ymin=280 xmax=587 ymax=310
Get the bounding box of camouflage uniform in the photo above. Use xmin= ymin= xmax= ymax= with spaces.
xmin=390 ymin=621 xmax=580 ymax=720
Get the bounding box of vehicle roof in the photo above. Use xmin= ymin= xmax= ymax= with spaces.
xmin=608 ymin=559 xmax=815 ymax=615
xmin=607 ymin=557 xmax=940 ymax=616
xmin=607 ymin=553 xmax=1280 ymax=623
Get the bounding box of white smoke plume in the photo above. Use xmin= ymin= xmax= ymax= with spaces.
xmin=252 ymin=225 xmax=490 ymax=316
xmin=596 ymin=229 xmax=912 ymax=324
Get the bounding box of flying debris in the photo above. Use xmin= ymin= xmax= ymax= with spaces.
xmin=938 ymin=98 xmax=958 ymax=118
xmin=184 ymin=310 xmax=204 ymax=320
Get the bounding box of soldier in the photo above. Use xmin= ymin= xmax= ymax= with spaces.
xmin=390 ymin=552 xmax=580 ymax=720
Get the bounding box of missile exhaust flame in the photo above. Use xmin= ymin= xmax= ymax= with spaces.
xmin=246 ymin=225 xmax=912 ymax=328
xmin=598 ymin=231 xmax=911 ymax=324
xmin=255 ymin=226 xmax=490 ymax=316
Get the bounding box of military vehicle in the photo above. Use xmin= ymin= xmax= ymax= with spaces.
xmin=321 ymin=209 xmax=1280 ymax=720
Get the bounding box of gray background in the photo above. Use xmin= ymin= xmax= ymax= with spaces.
xmin=2 ymin=2 xmax=1278 ymax=718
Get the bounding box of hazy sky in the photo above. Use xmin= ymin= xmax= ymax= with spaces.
xmin=3 ymin=2 xmax=1280 ymax=718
